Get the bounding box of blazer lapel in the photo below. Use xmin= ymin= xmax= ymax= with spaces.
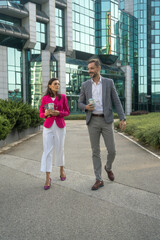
xmin=87 ymin=80 xmax=92 ymax=99
xmin=102 ymin=77 xmax=106 ymax=107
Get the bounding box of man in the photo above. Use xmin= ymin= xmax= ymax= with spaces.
xmin=78 ymin=59 xmax=126 ymax=190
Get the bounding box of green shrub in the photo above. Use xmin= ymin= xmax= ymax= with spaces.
xmin=0 ymin=99 xmax=20 ymax=129
xmin=9 ymin=101 xmax=31 ymax=131
xmin=114 ymin=113 xmax=160 ymax=149
xmin=65 ymin=112 xmax=119 ymax=120
xmin=29 ymin=108 xmax=44 ymax=128
xmin=0 ymin=115 xmax=11 ymax=140
xmin=113 ymin=112 xmax=118 ymax=119
xmin=65 ymin=114 xmax=86 ymax=120
xmin=0 ymin=99 xmax=42 ymax=139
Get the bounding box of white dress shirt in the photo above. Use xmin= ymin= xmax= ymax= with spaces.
xmin=91 ymin=76 xmax=103 ymax=114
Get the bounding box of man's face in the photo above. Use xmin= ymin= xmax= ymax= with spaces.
xmin=88 ymin=62 xmax=101 ymax=79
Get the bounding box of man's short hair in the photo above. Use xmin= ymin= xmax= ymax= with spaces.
xmin=88 ymin=59 xmax=101 ymax=67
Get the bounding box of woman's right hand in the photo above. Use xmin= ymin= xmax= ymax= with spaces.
xmin=45 ymin=109 xmax=54 ymax=118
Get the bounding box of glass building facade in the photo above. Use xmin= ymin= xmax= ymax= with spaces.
xmin=134 ymin=0 xmax=150 ymax=110
xmin=134 ymin=0 xmax=160 ymax=111
xmin=95 ymin=0 xmax=138 ymax=110
xmin=151 ymin=0 xmax=160 ymax=111
xmin=29 ymin=21 xmax=47 ymax=108
xmin=1 ymin=0 xmax=159 ymax=114
xmin=72 ymin=0 xmax=95 ymax=54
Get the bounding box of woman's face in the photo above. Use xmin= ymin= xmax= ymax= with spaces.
xmin=49 ymin=80 xmax=60 ymax=93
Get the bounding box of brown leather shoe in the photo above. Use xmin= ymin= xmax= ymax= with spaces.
xmin=104 ymin=165 xmax=115 ymax=181
xmin=91 ymin=180 xmax=104 ymax=190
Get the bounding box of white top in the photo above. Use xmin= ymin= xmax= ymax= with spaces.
xmin=51 ymin=97 xmax=55 ymax=101
xmin=91 ymin=76 xmax=103 ymax=114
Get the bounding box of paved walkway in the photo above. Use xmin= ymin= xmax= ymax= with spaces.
xmin=0 ymin=120 xmax=160 ymax=240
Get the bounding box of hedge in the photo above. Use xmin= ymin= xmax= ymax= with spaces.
xmin=0 ymin=115 xmax=11 ymax=140
xmin=0 ymin=99 xmax=43 ymax=140
xmin=64 ymin=112 xmax=119 ymax=120
xmin=114 ymin=113 xmax=160 ymax=149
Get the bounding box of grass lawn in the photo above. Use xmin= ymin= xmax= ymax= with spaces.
xmin=114 ymin=113 xmax=160 ymax=150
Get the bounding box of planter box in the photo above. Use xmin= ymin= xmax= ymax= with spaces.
xmin=0 ymin=126 xmax=40 ymax=148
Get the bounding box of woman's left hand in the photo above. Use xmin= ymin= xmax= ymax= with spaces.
xmin=51 ymin=110 xmax=60 ymax=116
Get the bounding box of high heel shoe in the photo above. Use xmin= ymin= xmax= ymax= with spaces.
xmin=44 ymin=178 xmax=52 ymax=190
xmin=60 ymin=176 xmax=66 ymax=181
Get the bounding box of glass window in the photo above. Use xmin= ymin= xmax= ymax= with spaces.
xmin=76 ymin=31 xmax=80 ymax=41
xmin=140 ymin=25 xmax=144 ymax=33
xmin=151 ymin=35 xmax=155 ymax=43
xmin=155 ymin=50 xmax=160 ymax=58
xmin=8 ymin=48 xmax=15 ymax=66
xmin=140 ymin=10 xmax=144 ymax=18
xmin=140 ymin=57 xmax=144 ymax=65
xmin=8 ymin=48 xmax=22 ymax=100
xmin=155 ymin=22 xmax=160 ymax=30
xmin=140 ymin=40 xmax=144 ymax=47
xmin=72 ymin=0 xmax=95 ymax=54
xmin=155 ymin=36 xmax=160 ymax=43
xmin=151 ymin=49 xmax=155 ymax=58
xmin=75 ymin=12 xmax=80 ymax=23
xmin=32 ymin=22 xmax=47 ymax=54
xmin=155 ymin=7 xmax=160 ymax=15
xmin=101 ymin=1 xmax=110 ymax=10
xmin=151 ymin=22 xmax=155 ymax=29
xmin=55 ymin=8 xmax=65 ymax=48
xmin=90 ymin=18 xmax=94 ymax=28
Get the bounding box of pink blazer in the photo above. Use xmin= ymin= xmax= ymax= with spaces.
xmin=39 ymin=94 xmax=70 ymax=128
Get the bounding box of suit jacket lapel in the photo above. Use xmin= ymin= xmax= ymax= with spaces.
xmin=102 ymin=77 xmax=106 ymax=106
xmin=88 ymin=80 xmax=92 ymax=99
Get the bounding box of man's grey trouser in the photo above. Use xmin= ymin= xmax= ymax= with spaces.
xmin=88 ymin=116 xmax=116 ymax=181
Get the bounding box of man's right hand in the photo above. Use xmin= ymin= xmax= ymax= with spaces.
xmin=85 ymin=104 xmax=95 ymax=111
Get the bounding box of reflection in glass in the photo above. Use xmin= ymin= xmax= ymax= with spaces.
xmin=31 ymin=22 xmax=47 ymax=55
xmin=8 ymin=47 xmax=22 ymax=100
xmin=72 ymin=0 xmax=95 ymax=54
xmin=55 ymin=8 xmax=64 ymax=48
xmin=30 ymin=61 xmax=42 ymax=109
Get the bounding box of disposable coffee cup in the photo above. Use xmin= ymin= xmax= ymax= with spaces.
xmin=48 ymin=103 xmax=54 ymax=111
xmin=88 ymin=98 xmax=95 ymax=106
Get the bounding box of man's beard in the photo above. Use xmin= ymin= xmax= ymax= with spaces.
xmin=89 ymin=72 xmax=98 ymax=78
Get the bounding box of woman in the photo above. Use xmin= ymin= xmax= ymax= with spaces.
xmin=39 ymin=78 xmax=70 ymax=190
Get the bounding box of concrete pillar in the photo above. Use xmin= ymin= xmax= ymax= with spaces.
xmin=42 ymin=50 xmax=50 ymax=94
xmin=0 ymin=46 xmax=8 ymax=99
xmin=65 ymin=0 xmax=73 ymax=56
xmin=54 ymin=51 xmax=66 ymax=94
xmin=121 ymin=65 xmax=132 ymax=115
xmin=42 ymin=0 xmax=56 ymax=52
xmin=22 ymin=2 xmax=36 ymax=49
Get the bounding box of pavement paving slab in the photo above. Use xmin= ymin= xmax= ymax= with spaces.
xmin=0 ymin=120 xmax=160 ymax=240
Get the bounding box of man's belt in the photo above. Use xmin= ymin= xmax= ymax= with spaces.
xmin=92 ymin=114 xmax=104 ymax=117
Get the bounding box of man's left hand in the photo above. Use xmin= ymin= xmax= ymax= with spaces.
xmin=120 ymin=120 xmax=126 ymax=131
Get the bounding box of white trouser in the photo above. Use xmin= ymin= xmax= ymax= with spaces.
xmin=41 ymin=121 xmax=66 ymax=172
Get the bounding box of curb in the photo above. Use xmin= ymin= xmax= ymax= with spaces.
xmin=0 ymin=130 xmax=42 ymax=154
xmin=117 ymin=131 xmax=160 ymax=160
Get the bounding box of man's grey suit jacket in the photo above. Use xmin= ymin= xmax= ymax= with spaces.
xmin=78 ymin=77 xmax=125 ymax=125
